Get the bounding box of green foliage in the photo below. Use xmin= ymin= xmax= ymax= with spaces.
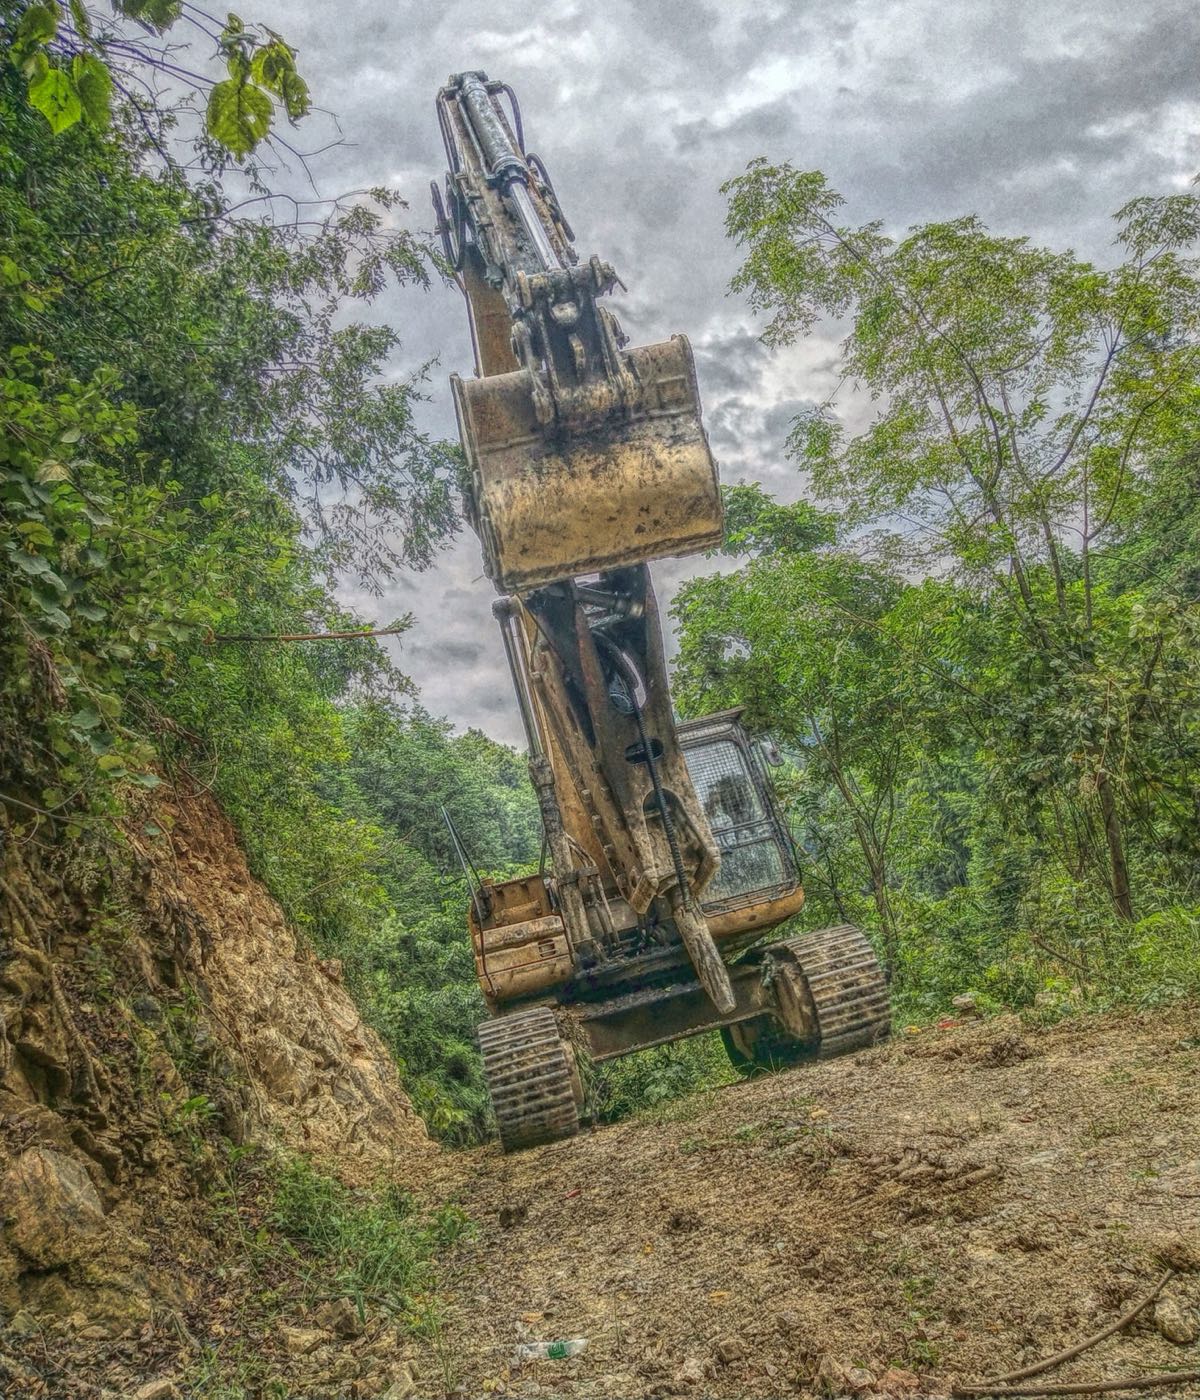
xmin=318 ymin=705 xmax=541 ymax=1143
xmin=4 ymin=1 xmax=308 ymax=156
xmin=267 ymin=1155 xmax=473 ymax=1308
xmin=721 ymin=481 xmax=837 ymax=556
xmin=678 ymin=164 xmax=1200 ymax=1018
xmin=1 ymin=62 xmax=456 ymax=812
xmin=587 ymin=1035 xmax=736 ymax=1123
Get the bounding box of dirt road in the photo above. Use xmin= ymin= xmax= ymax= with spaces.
xmin=431 ymin=1005 xmax=1200 ymax=1398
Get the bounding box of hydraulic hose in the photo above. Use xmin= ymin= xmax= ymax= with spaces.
xmin=595 ymin=634 xmax=694 ymax=909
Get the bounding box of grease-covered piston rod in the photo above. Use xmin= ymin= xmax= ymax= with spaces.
xmin=451 ymin=71 xmax=560 ymax=272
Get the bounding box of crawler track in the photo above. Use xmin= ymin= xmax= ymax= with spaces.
xmin=477 ymin=1006 xmax=580 ymax=1152
xmin=778 ymin=922 xmax=891 ymax=1057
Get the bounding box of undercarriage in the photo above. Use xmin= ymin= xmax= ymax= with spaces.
xmin=480 ymin=923 xmax=890 ymax=1152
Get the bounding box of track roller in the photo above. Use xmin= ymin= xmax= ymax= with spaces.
xmin=478 ymin=1006 xmax=581 ymax=1152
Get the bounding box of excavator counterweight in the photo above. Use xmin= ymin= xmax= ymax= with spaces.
xmin=434 ymin=72 xmax=892 ymax=1150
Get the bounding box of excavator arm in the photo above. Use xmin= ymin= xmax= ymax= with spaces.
xmin=434 ymin=71 xmax=735 ymax=1013
xmin=433 ymin=71 xmax=724 ymax=590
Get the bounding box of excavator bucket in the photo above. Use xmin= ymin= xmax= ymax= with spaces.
xmin=452 ymin=335 xmax=723 ymax=593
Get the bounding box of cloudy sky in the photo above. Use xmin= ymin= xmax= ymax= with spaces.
xmin=245 ymin=0 xmax=1198 ymax=745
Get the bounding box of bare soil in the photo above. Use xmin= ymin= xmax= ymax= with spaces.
xmin=428 ymin=1004 xmax=1200 ymax=1399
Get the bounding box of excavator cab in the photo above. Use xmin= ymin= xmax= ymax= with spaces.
xmin=435 ymin=72 xmax=892 ymax=1153
xmin=678 ymin=709 xmax=798 ymax=915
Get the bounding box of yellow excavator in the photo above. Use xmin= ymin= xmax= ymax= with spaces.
xmin=433 ymin=72 xmax=890 ymax=1151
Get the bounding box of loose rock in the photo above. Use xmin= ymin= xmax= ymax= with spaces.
xmin=5 ymin=1310 xmax=39 ymax=1338
xmin=1150 ymin=1231 xmax=1200 ymax=1274
xmin=1 ymin=1148 xmax=107 ymax=1269
xmin=133 ymin=1380 xmax=180 ymax=1400
xmin=281 ymin=1325 xmax=327 ymax=1355
xmin=314 ymin=1296 xmax=364 ymax=1338
xmin=715 ymin=1336 xmax=745 ymax=1365
xmin=379 ymin=1363 xmax=419 ymax=1400
xmin=877 ymin=1367 xmax=921 ymax=1395
xmin=1154 ymin=1296 xmax=1199 ymax=1345
xmin=673 ymin=1357 xmax=706 ymax=1387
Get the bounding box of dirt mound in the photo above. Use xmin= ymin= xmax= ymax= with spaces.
xmin=430 ymin=1007 xmax=1200 ymax=1398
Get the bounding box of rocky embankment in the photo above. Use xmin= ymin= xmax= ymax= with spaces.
xmin=0 ymin=787 xmax=433 ymax=1340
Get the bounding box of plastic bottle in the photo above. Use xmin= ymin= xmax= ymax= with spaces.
xmin=513 ymin=1338 xmax=588 ymax=1362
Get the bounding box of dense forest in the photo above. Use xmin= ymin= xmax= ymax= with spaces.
xmin=2 ymin=2 xmax=1198 ymax=1157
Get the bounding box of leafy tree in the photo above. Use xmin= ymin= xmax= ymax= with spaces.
xmin=1 ymin=60 xmax=457 ymax=819
xmin=675 ymin=490 xmax=911 ymax=969
xmin=722 ymin=163 xmax=1200 ymax=922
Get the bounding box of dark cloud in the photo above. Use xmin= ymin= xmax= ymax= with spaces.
xmin=240 ymin=0 xmax=1196 ymax=743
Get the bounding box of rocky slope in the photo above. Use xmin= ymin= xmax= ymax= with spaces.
xmin=0 ymin=785 xmax=433 ymax=1340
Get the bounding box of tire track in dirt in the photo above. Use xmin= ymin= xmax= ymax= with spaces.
xmin=427 ymin=1005 xmax=1200 ymax=1399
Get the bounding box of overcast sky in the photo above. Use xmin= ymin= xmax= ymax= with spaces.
xmin=245 ymin=0 xmax=1199 ymax=745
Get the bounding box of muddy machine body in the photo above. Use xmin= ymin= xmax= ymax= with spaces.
xmin=434 ymin=73 xmax=890 ymax=1151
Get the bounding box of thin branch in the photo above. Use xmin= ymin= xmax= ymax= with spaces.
xmin=952 ymin=1371 xmax=1200 ymax=1398
xmin=204 ymin=625 xmax=407 ymax=644
xmin=954 ymin=1270 xmax=1173 ymax=1391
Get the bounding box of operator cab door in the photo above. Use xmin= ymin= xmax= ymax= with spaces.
xmin=677 ymin=709 xmax=799 ymax=913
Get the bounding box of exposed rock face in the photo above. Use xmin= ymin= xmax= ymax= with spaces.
xmin=0 ymin=787 xmax=433 ymax=1328
xmin=3 ymin=1147 xmax=108 ymax=1269
xmin=134 ymin=792 xmax=432 ymax=1174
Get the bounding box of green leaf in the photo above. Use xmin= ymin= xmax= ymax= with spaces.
xmin=20 ymin=49 xmax=49 ymax=83
xmin=112 ymin=0 xmax=183 ymax=32
xmin=72 ymin=53 xmax=112 ymax=128
xmin=34 ymin=602 xmax=70 ymax=630
xmin=28 ymin=67 xmax=83 ymax=135
xmin=31 ymin=569 xmax=68 ymax=598
xmin=70 ymin=706 xmax=103 ymax=730
xmin=37 ymin=458 xmax=70 ymax=481
xmin=9 ymin=551 xmax=53 ymax=577
xmin=250 ymin=40 xmax=309 ymax=121
xmin=15 ymin=4 xmax=58 ymax=48
xmin=130 ymin=770 xmax=162 ymax=788
xmin=74 ymin=601 xmax=107 ymax=621
xmin=206 ymin=77 xmax=272 ymax=157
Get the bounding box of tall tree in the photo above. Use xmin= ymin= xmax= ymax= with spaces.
xmin=721 ymin=165 xmax=1200 ymax=919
